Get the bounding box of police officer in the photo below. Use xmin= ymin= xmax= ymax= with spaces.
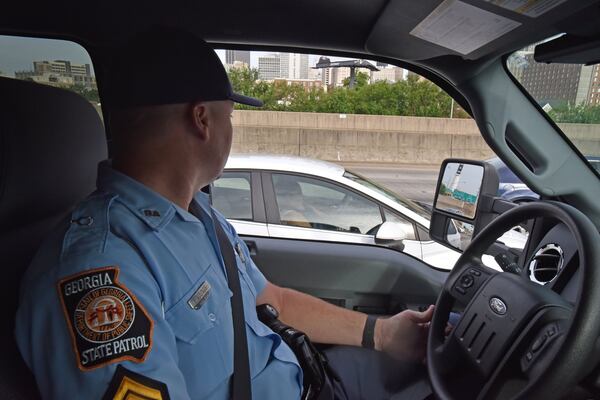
xmin=15 ymin=28 xmax=434 ymax=399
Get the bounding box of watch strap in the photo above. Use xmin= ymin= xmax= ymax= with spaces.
xmin=361 ymin=315 xmax=378 ymax=349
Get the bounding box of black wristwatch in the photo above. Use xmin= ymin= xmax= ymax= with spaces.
xmin=361 ymin=315 xmax=378 ymax=349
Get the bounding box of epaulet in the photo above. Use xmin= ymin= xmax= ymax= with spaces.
xmin=61 ymin=191 xmax=118 ymax=261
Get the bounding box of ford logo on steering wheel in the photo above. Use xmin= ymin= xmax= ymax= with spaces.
xmin=489 ymin=297 xmax=507 ymax=315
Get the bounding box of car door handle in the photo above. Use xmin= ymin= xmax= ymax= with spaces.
xmin=244 ymin=240 xmax=257 ymax=256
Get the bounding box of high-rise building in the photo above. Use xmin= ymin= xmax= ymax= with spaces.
xmin=258 ymin=55 xmax=281 ymax=80
xmin=586 ymin=65 xmax=600 ymax=106
xmin=308 ymin=67 xmax=321 ymax=81
xmin=279 ymin=53 xmax=309 ymax=80
xmin=225 ymin=50 xmax=250 ymax=66
xmin=321 ymin=67 xmax=333 ymax=86
xmin=520 ymin=53 xmax=584 ymax=107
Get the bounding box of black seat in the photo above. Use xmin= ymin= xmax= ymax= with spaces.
xmin=0 ymin=77 xmax=107 ymax=399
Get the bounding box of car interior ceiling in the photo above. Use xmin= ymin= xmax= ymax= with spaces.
xmin=1 ymin=0 xmax=600 ymax=398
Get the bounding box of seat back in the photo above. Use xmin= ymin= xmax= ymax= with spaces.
xmin=0 ymin=77 xmax=107 ymax=398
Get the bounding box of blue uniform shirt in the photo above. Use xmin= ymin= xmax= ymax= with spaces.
xmin=15 ymin=161 xmax=303 ymax=399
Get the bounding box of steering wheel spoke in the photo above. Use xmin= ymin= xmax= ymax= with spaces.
xmin=477 ymin=307 xmax=571 ymax=400
xmin=446 ymin=257 xmax=495 ymax=306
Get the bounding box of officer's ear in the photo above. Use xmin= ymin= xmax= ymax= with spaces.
xmin=189 ymin=101 xmax=210 ymax=142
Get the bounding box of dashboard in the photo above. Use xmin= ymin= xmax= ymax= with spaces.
xmin=523 ymin=223 xmax=581 ymax=304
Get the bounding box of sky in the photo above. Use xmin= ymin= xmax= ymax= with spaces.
xmin=441 ymin=163 xmax=483 ymax=196
xmin=0 ymin=34 xmax=367 ymax=77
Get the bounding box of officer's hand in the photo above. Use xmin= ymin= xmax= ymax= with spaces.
xmin=374 ymin=305 xmax=434 ymax=362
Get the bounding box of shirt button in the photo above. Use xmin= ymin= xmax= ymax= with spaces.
xmin=208 ymin=313 xmax=216 ymax=322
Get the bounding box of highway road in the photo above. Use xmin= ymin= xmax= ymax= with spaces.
xmin=341 ymin=162 xmax=440 ymax=205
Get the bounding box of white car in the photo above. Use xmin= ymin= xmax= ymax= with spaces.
xmin=212 ymin=154 xmax=462 ymax=270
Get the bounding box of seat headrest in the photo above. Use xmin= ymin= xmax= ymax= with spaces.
xmin=0 ymin=77 xmax=107 ymax=230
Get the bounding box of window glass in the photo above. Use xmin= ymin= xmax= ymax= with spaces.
xmin=0 ymin=35 xmax=101 ymax=119
xmin=507 ymin=39 xmax=599 ymax=175
xmin=272 ymin=173 xmax=383 ymax=234
xmin=219 ymin=48 xmax=490 ymax=270
xmin=211 ymin=172 xmax=253 ymax=221
xmin=383 ymin=209 xmax=416 ymax=240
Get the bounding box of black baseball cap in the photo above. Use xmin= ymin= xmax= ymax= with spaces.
xmin=106 ymin=27 xmax=263 ymax=109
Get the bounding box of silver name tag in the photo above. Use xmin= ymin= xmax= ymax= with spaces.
xmin=235 ymin=242 xmax=246 ymax=264
xmin=188 ymin=281 xmax=211 ymax=310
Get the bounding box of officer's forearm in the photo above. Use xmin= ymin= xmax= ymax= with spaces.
xmin=258 ymin=282 xmax=367 ymax=346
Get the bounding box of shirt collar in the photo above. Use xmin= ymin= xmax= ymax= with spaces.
xmin=96 ymin=160 xmax=176 ymax=231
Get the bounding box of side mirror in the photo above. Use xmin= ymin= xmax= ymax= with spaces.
xmin=375 ymin=221 xmax=413 ymax=252
xmin=430 ymin=159 xmax=499 ymax=250
xmin=375 ymin=221 xmax=412 ymax=241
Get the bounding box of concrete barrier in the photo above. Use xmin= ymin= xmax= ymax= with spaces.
xmin=231 ymin=111 xmax=600 ymax=164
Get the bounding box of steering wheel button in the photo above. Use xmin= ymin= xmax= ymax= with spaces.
xmin=460 ymin=274 xmax=474 ymax=288
xmin=547 ymin=325 xmax=557 ymax=337
xmin=469 ymin=269 xmax=481 ymax=276
xmin=455 ymin=286 xmax=466 ymax=295
xmin=526 ymin=351 xmax=533 ymax=362
xmin=532 ymin=334 xmax=547 ymax=353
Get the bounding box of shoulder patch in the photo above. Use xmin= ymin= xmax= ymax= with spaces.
xmin=57 ymin=266 xmax=153 ymax=371
xmin=103 ymin=365 xmax=170 ymax=400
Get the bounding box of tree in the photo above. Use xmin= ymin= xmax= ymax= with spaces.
xmin=69 ymin=84 xmax=100 ymax=103
xmin=342 ymin=71 xmax=370 ymax=88
xmin=226 ymin=67 xmax=471 ymax=118
xmin=548 ymin=104 xmax=600 ymax=124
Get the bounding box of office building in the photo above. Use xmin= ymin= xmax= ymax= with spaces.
xmin=332 ymin=67 xmax=372 ymax=87
xmin=520 ymin=53 xmax=583 ymax=106
xmin=280 ymin=53 xmax=309 ymax=79
xmin=371 ymin=66 xmax=405 ymax=83
xmin=17 ymin=60 xmax=95 ymax=88
xmin=586 ymin=65 xmax=600 ymax=105
xmin=258 ymin=55 xmax=281 ymax=80
xmin=225 ymin=50 xmax=250 ymax=66
xmin=273 ymin=78 xmax=323 ymax=91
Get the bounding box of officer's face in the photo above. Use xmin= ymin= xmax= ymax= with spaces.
xmin=206 ymin=100 xmax=234 ymax=177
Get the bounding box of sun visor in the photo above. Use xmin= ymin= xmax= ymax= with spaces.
xmin=535 ymin=34 xmax=600 ymax=65
xmin=365 ymin=0 xmax=596 ymax=61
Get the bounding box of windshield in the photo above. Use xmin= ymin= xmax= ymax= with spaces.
xmin=343 ymin=170 xmax=431 ymax=220
xmin=506 ymin=40 xmax=600 ymax=174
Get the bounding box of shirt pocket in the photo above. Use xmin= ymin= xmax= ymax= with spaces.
xmin=165 ymin=264 xmax=235 ymax=396
xmin=165 ymin=264 xmax=233 ymax=344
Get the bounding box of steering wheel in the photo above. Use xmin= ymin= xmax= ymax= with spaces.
xmin=428 ymin=201 xmax=600 ymax=400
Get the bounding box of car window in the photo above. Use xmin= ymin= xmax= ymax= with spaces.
xmin=0 ymin=35 xmax=102 ymax=120
xmin=382 ymin=209 xmax=416 ymax=240
xmin=507 ymin=39 xmax=599 ymax=176
xmin=211 ymin=172 xmax=253 ymax=221
xmin=220 ymin=48 xmax=491 ymax=269
xmin=272 ymin=173 xmax=383 ymax=234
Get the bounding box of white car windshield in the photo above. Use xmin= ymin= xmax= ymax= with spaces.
xmin=343 ymin=170 xmax=431 ymax=219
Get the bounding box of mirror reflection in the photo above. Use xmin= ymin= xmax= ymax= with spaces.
xmin=446 ymin=219 xmax=474 ymax=251
xmin=435 ymin=163 xmax=484 ymax=219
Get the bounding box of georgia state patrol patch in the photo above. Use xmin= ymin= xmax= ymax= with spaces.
xmin=57 ymin=266 xmax=153 ymax=371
